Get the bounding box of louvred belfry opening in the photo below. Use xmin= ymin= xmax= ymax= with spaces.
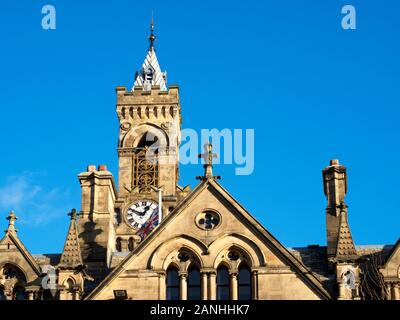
xmin=132 ymin=147 xmax=159 ymax=193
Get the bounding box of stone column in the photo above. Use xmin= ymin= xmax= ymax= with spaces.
xmin=208 ymin=272 xmax=216 ymax=300
xmin=230 ymin=272 xmax=238 ymax=300
xmin=27 ymin=291 xmax=34 ymax=300
xmin=121 ymin=239 xmax=129 ymax=252
xmin=201 ymin=272 xmax=208 ymax=300
xmin=338 ymin=283 xmax=346 ymax=300
xmin=392 ymin=283 xmax=400 ymax=300
xmin=354 ymin=282 xmax=361 ymax=300
xmin=251 ymin=271 xmax=258 ymax=300
xmin=59 ymin=291 xmax=66 ymax=300
xmin=159 ymin=273 xmax=166 ymax=300
xmin=179 ymin=273 xmax=187 ymax=300
xmin=74 ymin=290 xmax=81 ymax=300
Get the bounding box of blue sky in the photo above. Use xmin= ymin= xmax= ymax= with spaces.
xmin=0 ymin=0 xmax=399 ymax=254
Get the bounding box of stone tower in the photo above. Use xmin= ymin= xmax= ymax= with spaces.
xmin=112 ymin=22 xmax=188 ymax=258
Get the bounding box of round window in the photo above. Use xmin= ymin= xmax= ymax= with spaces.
xmin=195 ymin=211 xmax=221 ymax=230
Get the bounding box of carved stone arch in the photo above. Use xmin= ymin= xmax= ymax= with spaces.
xmin=63 ymin=277 xmax=76 ymax=286
xmin=165 ymin=260 xmax=180 ymax=272
xmin=121 ymin=123 xmax=169 ymax=148
xmin=215 ymin=258 xmax=231 ymax=270
xmin=209 ymin=234 xmax=266 ymax=269
xmin=148 ymin=235 xmax=206 ymax=271
xmin=161 ymin=246 xmax=203 ymax=273
xmin=0 ymin=261 xmax=28 ymax=283
xmin=229 ymin=233 xmax=267 ymax=266
xmin=214 ymin=244 xmax=253 ymax=271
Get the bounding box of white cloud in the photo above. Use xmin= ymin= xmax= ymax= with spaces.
xmin=0 ymin=172 xmax=72 ymax=227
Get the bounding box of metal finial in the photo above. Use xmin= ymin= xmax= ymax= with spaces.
xmin=68 ymin=208 xmax=77 ymax=220
xmin=149 ymin=11 xmax=156 ymax=49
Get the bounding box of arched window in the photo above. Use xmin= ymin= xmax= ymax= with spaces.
xmin=1 ymin=264 xmax=27 ymax=300
xmin=217 ymin=266 xmax=230 ymax=300
xmin=116 ymin=238 xmax=122 ymax=252
xmin=187 ymin=266 xmax=201 ymax=300
xmin=128 ymin=237 xmax=134 ymax=252
xmin=166 ymin=266 xmax=179 ymax=300
xmin=65 ymin=279 xmax=75 ymax=300
xmin=238 ymin=265 xmax=252 ymax=300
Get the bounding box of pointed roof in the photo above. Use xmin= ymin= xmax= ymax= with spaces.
xmin=86 ymin=178 xmax=332 ymax=300
xmin=335 ymin=204 xmax=357 ymax=261
xmin=132 ymin=20 xmax=167 ymax=91
xmin=380 ymin=238 xmax=400 ymax=272
xmin=58 ymin=209 xmax=83 ymax=269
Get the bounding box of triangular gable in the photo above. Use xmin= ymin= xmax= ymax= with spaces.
xmin=86 ymin=179 xmax=331 ymax=300
xmin=380 ymin=238 xmax=400 ymax=279
xmin=0 ymin=232 xmax=42 ymax=280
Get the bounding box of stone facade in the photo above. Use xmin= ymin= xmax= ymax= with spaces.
xmin=0 ymin=27 xmax=399 ymax=301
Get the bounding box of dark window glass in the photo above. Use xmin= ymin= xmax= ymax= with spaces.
xmin=238 ymin=265 xmax=252 ymax=300
xmin=166 ymin=267 xmax=179 ymax=300
xmin=188 ymin=266 xmax=201 ymax=300
xmin=137 ymin=133 xmax=159 ymax=150
xmin=217 ymin=266 xmax=230 ymax=300
xmin=128 ymin=238 xmax=134 ymax=251
xmin=116 ymin=238 xmax=122 ymax=252
xmin=42 ymin=289 xmax=53 ymax=300
xmin=14 ymin=287 xmax=26 ymax=300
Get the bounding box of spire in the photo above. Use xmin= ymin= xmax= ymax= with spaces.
xmin=5 ymin=211 xmax=17 ymax=234
xmin=59 ymin=209 xmax=83 ymax=269
xmin=133 ymin=17 xmax=167 ymax=92
xmin=196 ymin=143 xmax=221 ymax=181
xmin=335 ymin=203 xmax=357 ymax=261
xmin=149 ymin=11 xmax=155 ymax=49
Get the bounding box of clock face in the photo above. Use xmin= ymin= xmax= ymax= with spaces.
xmin=126 ymin=200 xmax=159 ymax=230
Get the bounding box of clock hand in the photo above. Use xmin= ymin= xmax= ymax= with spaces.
xmin=140 ymin=206 xmax=152 ymax=217
xmin=129 ymin=209 xmax=143 ymax=216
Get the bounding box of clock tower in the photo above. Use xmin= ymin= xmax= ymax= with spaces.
xmin=112 ymin=21 xmax=188 ymax=255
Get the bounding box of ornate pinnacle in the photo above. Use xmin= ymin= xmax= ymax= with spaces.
xmin=5 ymin=211 xmax=18 ymax=233
xmin=196 ymin=143 xmax=221 ymax=181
